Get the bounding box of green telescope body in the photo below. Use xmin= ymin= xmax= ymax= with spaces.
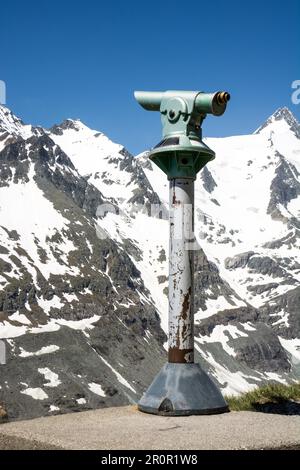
xmin=134 ymin=89 xmax=230 ymax=179
xmin=134 ymin=90 xmax=230 ymax=116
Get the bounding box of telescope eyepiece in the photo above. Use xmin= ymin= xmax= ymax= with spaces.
xmin=216 ymin=91 xmax=230 ymax=105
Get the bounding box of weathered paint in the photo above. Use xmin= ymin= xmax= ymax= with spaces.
xmin=168 ymin=178 xmax=194 ymax=363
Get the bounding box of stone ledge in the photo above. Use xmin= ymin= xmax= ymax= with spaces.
xmin=0 ymin=405 xmax=300 ymax=450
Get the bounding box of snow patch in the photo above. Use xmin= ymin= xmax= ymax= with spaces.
xmin=38 ymin=368 xmax=61 ymax=387
xmin=19 ymin=345 xmax=60 ymax=357
xmin=196 ymin=324 xmax=248 ymax=357
xmin=21 ymin=387 xmax=48 ymax=400
xmin=88 ymin=382 xmax=106 ymax=397
xmin=76 ymin=398 xmax=87 ymax=404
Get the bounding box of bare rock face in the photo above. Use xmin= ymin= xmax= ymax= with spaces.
xmin=200 ymin=166 xmax=217 ymax=194
xmin=267 ymin=152 xmax=300 ymax=222
xmin=259 ymin=286 xmax=300 ymax=340
xmin=195 ymin=306 xmax=290 ymax=372
xmin=225 ymin=251 xmax=255 ymax=270
xmin=233 ymin=324 xmax=291 ymax=373
xmin=194 ymin=249 xmax=242 ymax=312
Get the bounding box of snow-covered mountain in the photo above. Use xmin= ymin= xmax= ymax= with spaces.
xmin=0 ymin=104 xmax=299 ymax=421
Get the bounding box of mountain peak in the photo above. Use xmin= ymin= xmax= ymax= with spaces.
xmin=255 ymin=107 xmax=300 ymax=138
xmin=0 ymin=104 xmax=25 ymax=133
xmin=0 ymin=105 xmax=35 ymax=148
xmin=50 ymin=118 xmax=88 ymax=135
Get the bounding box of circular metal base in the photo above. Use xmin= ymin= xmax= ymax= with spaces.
xmin=138 ymin=363 xmax=229 ymax=416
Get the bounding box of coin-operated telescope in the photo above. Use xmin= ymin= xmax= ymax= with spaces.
xmin=135 ymin=89 xmax=230 ymax=416
xmin=134 ymin=90 xmax=230 ymax=179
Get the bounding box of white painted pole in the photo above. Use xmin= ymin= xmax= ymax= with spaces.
xmin=168 ymin=178 xmax=194 ymax=364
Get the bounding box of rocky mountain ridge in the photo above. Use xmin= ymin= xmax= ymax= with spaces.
xmin=0 ymin=104 xmax=299 ymax=421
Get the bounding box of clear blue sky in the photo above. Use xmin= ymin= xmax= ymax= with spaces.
xmin=2 ymin=0 xmax=300 ymax=154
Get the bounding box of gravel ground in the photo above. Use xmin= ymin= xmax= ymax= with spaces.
xmin=0 ymin=406 xmax=300 ymax=450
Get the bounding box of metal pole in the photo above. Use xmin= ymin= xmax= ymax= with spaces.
xmin=168 ymin=178 xmax=194 ymax=364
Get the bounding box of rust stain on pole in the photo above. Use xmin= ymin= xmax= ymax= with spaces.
xmin=168 ymin=347 xmax=194 ymax=363
xmin=181 ymin=288 xmax=191 ymax=320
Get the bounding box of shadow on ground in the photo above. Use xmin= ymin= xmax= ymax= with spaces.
xmin=253 ymin=400 xmax=300 ymax=415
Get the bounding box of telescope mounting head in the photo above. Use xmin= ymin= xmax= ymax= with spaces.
xmin=134 ymin=89 xmax=230 ymax=179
